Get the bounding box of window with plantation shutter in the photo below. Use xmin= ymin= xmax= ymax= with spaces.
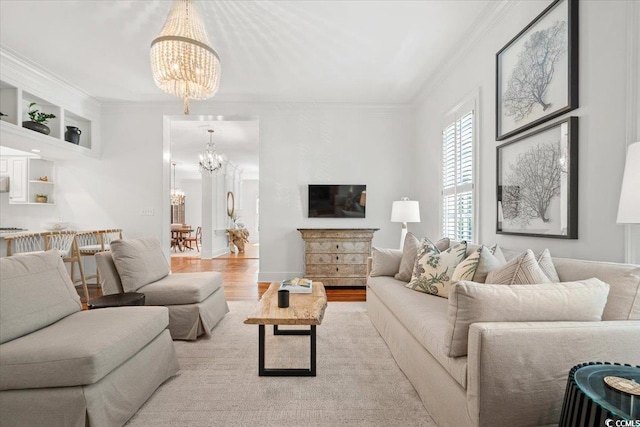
xmin=442 ymin=110 xmax=474 ymax=242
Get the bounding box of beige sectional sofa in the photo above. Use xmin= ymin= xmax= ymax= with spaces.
xmin=367 ymin=245 xmax=640 ymax=426
xmin=95 ymin=236 xmax=229 ymax=341
xmin=0 ymin=250 xmax=179 ymax=427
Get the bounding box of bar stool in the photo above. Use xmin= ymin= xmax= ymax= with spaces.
xmin=76 ymin=229 xmax=123 ymax=287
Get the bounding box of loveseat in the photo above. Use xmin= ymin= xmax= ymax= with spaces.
xmin=0 ymin=250 xmax=179 ymax=426
xmin=367 ymin=239 xmax=640 ymax=426
xmin=95 ymin=236 xmax=229 ymax=340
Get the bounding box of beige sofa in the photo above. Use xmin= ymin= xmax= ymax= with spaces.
xmin=0 ymin=250 xmax=179 ymax=427
xmin=95 ymin=236 xmax=229 ymax=340
xmin=367 ymin=247 xmax=640 ymax=426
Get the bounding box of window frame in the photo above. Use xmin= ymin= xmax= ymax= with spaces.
xmin=440 ymin=90 xmax=480 ymax=244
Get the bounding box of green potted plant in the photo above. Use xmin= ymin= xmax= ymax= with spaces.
xmin=23 ymin=102 xmax=56 ymax=135
xmin=35 ymin=194 xmax=48 ymax=203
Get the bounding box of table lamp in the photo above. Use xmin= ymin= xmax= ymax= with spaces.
xmin=617 ymin=142 xmax=640 ymax=224
xmin=391 ymin=197 xmax=420 ymax=249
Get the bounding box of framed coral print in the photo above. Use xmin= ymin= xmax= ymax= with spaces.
xmin=497 ymin=117 xmax=578 ymax=238
xmin=496 ymin=0 xmax=578 ymax=141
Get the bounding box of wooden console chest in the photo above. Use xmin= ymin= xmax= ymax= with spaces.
xmin=297 ymin=228 xmax=378 ymax=287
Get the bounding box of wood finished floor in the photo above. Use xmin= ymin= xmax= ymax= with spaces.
xmin=170 ymin=244 xmax=366 ymax=302
xmin=81 ymin=244 xmax=366 ymax=304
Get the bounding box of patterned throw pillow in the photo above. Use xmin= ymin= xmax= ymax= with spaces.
xmin=406 ymin=241 xmax=467 ymax=298
xmin=485 ymin=249 xmax=552 ymax=285
xmin=395 ymin=234 xmax=450 ymax=282
xmin=473 ymin=245 xmax=507 ymax=283
xmin=452 ymin=244 xmax=502 ymax=282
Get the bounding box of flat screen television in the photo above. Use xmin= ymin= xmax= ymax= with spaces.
xmin=308 ymin=185 xmax=366 ymax=218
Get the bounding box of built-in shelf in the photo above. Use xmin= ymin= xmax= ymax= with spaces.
xmin=0 ymin=50 xmax=100 ymax=160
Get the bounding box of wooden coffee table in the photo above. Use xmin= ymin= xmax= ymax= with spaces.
xmin=244 ymin=281 xmax=327 ymax=376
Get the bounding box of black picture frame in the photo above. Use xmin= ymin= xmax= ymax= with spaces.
xmin=496 ymin=0 xmax=578 ymax=141
xmin=496 ymin=117 xmax=578 ymax=238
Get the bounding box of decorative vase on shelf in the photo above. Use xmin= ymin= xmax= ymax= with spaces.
xmin=65 ymin=126 xmax=81 ymax=145
xmin=35 ymin=195 xmax=48 ymax=203
xmin=23 ymin=121 xmax=51 ymax=135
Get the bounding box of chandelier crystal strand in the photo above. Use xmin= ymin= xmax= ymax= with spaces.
xmin=150 ymin=0 xmax=221 ymax=114
xmin=199 ymin=129 xmax=223 ymax=175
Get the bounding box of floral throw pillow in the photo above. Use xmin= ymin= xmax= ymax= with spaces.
xmin=406 ymin=240 xmax=468 ymax=298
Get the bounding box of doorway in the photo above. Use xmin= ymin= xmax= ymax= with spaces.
xmin=163 ymin=115 xmax=259 ymax=260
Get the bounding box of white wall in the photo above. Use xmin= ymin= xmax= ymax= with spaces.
xmin=240 ymin=179 xmax=259 ymax=243
xmin=412 ymin=0 xmax=638 ymax=263
xmin=181 ymin=178 xmax=202 ymax=228
xmin=100 ymin=102 xmax=414 ymax=279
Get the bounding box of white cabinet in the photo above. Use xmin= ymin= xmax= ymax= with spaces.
xmin=3 ymin=156 xmax=55 ymax=205
xmin=8 ymin=157 xmax=27 ymax=203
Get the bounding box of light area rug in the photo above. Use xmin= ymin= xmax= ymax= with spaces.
xmin=127 ymin=301 xmax=436 ymax=427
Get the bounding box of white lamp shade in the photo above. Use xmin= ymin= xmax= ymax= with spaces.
xmin=391 ymin=200 xmax=420 ymax=223
xmin=617 ymin=142 xmax=640 ymax=224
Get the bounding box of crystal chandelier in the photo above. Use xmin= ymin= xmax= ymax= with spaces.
xmin=150 ymin=0 xmax=221 ymax=115
xmin=199 ymin=129 xmax=223 ymax=175
xmin=170 ymin=162 xmax=185 ymax=206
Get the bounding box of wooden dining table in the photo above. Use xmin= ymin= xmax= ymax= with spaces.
xmin=171 ymin=227 xmax=193 ymax=252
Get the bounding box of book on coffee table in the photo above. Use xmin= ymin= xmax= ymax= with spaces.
xmin=280 ymin=278 xmax=313 ymax=293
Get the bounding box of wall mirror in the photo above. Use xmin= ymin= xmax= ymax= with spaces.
xmin=227 ymin=191 xmax=235 ymax=217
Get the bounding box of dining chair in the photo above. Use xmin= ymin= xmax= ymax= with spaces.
xmin=183 ymin=226 xmax=201 ymax=251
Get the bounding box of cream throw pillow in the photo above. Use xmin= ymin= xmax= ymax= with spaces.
xmin=395 ymin=234 xmax=449 ymax=282
xmin=485 ymin=249 xmax=552 ymax=285
xmin=537 ymin=248 xmax=560 ymax=282
xmin=406 ymin=240 xmax=467 ymax=298
xmin=370 ymin=247 xmax=403 ymax=277
xmin=444 ymin=279 xmax=610 ymax=357
xmin=110 ymin=236 xmax=170 ymax=292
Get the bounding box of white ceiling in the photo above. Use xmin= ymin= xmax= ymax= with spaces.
xmin=0 ymin=0 xmax=503 ymax=181
xmin=171 ymin=119 xmax=259 ymax=181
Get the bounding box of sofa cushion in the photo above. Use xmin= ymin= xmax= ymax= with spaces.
xmin=0 ymin=306 xmax=169 ymax=390
xmin=485 ymin=250 xmax=552 ymax=285
xmin=407 ymin=240 xmax=467 ymax=298
xmin=395 ymin=235 xmax=449 ymax=282
xmin=370 ymin=247 xmax=403 ymax=277
xmin=444 ymin=279 xmax=610 ymax=357
xmin=0 ymin=251 xmax=82 ymax=344
xmin=368 ymin=276 xmax=468 ymax=388
xmin=553 ymin=258 xmax=640 ymax=320
xmin=139 ymin=271 xmax=223 ymax=305
xmin=110 ymin=236 xmax=170 ymax=292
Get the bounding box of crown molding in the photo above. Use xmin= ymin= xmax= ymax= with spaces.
xmin=410 ymin=0 xmax=519 ymax=105
xmin=0 ymin=46 xmax=101 ymax=114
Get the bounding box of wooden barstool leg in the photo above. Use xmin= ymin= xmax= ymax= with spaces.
xmin=72 ymin=240 xmax=89 ymax=303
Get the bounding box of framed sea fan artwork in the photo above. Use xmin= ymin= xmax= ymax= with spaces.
xmin=496 ymin=0 xmax=578 ymax=141
xmin=496 ymin=117 xmax=578 ymax=238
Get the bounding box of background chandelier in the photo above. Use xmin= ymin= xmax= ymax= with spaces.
xmin=199 ymin=129 xmax=223 ymax=175
xmin=150 ymin=0 xmax=221 ymax=115
xmin=170 ymin=162 xmax=185 ymax=206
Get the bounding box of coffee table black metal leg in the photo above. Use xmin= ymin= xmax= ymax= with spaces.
xmin=258 ymin=324 xmax=316 ymax=377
